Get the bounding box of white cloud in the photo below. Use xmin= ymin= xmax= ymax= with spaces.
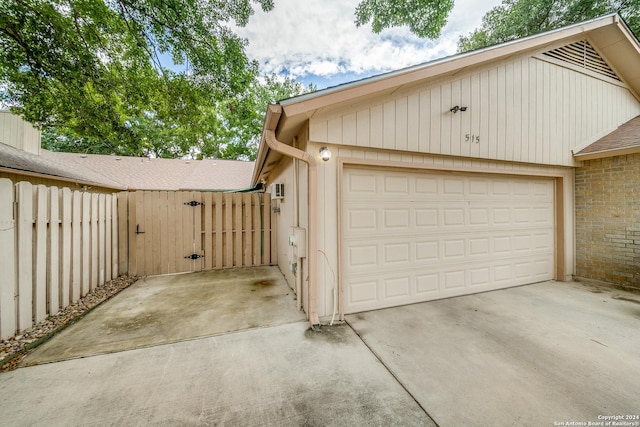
xmin=235 ymin=0 xmax=503 ymax=87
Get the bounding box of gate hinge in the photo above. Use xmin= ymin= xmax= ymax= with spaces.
xmin=184 ymin=200 xmax=202 ymax=207
xmin=184 ymin=253 xmax=204 ymax=260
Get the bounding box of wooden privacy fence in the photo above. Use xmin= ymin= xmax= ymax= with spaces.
xmin=0 ymin=179 xmax=119 ymax=340
xmin=118 ymin=191 xmax=276 ymax=277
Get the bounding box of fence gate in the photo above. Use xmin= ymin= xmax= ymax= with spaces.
xmin=119 ymin=191 xmax=275 ymax=277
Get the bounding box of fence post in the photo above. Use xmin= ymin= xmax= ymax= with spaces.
xmin=0 ymin=179 xmax=17 ymax=339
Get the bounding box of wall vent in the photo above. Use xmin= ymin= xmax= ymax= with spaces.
xmin=542 ymin=40 xmax=620 ymax=81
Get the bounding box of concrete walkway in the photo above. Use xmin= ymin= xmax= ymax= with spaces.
xmin=22 ymin=266 xmax=306 ymax=364
xmin=2 ymin=277 xmax=639 ymax=426
xmin=1 ymin=322 xmax=432 ymax=426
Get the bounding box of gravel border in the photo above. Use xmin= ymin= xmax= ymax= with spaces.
xmin=0 ymin=275 xmax=138 ymax=372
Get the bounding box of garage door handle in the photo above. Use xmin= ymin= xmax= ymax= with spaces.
xmin=135 ymin=224 xmax=145 ymax=235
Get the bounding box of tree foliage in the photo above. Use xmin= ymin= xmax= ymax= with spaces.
xmin=355 ymin=0 xmax=454 ymax=38
xmin=40 ymin=74 xmax=311 ymax=159
xmin=0 ymin=0 xmax=315 ymax=159
xmin=458 ymin=0 xmax=640 ymax=52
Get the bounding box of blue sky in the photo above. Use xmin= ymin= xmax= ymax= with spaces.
xmin=235 ymin=0 xmax=504 ymax=90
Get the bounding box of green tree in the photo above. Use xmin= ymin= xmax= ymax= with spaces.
xmin=458 ymin=0 xmax=640 ymax=52
xmin=40 ymin=74 xmax=311 ymax=160
xmin=0 ymin=0 xmax=279 ymax=158
xmin=199 ymin=75 xmax=314 ymax=160
xmin=354 ymin=0 xmax=454 ymax=38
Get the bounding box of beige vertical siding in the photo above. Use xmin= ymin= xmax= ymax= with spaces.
xmin=309 ymin=56 xmax=640 ymax=167
xmin=265 ymin=160 xmax=297 ymax=291
xmin=0 ymin=111 xmax=41 ymax=155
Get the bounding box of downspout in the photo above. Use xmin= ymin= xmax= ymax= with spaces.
xmin=292 ymin=150 xmax=303 ymax=312
xmin=264 ymin=128 xmax=320 ymax=328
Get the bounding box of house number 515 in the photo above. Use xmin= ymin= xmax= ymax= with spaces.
xmin=465 ymin=134 xmax=480 ymax=143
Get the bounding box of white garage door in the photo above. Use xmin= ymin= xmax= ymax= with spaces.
xmin=342 ymin=167 xmax=555 ymax=314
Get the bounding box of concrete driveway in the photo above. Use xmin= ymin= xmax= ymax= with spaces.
xmin=346 ymin=281 xmax=640 ymax=426
xmin=1 ymin=276 xmax=639 ymax=426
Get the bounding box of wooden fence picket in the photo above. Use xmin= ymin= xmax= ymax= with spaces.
xmin=1 ymin=183 xmax=276 ymax=340
xmin=0 ymin=181 xmax=120 ymax=340
xmin=60 ymin=188 xmax=72 ymax=307
xmin=119 ymin=190 xmax=274 ymax=276
xmin=34 ymin=185 xmax=48 ymax=323
xmin=17 ymin=182 xmax=33 ymax=332
xmin=48 ymin=187 xmax=60 ymax=315
xmin=81 ymin=192 xmax=91 ymax=297
xmin=0 ymin=179 xmax=17 ymax=338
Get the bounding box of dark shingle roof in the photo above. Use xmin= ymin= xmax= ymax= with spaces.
xmin=0 ymin=143 xmax=255 ymax=191
xmin=575 ymin=115 xmax=640 ymax=157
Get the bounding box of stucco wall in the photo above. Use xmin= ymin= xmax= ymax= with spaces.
xmin=575 ymin=154 xmax=640 ymax=290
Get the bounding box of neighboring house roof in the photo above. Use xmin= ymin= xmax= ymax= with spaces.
xmin=574 ymin=115 xmax=640 ymax=160
xmin=253 ymin=13 xmax=640 ymax=185
xmin=40 ymin=151 xmax=255 ymax=191
xmin=0 ymin=141 xmax=117 ymax=188
xmin=0 ymin=141 xmax=254 ymax=191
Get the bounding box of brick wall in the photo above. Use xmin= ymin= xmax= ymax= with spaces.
xmin=575 ymin=154 xmax=640 ymax=291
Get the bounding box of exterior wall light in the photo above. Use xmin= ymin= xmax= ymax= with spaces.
xmin=319 ymin=147 xmax=332 ymax=161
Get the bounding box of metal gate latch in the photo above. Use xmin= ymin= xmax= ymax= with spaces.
xmin=184 ymin=254 xmax=204 ymax=260
xmin=184 ymin=200 xmax=202 ymax=206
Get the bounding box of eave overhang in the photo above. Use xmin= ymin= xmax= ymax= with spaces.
xmin=252 ymin=14 xmax=640 ymax=183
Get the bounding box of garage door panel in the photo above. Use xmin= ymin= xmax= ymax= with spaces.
xmin=383 ymin=209 xmax=410 ymax=229
xmin=348 ymin=209 xmax=377 ymax=231
xmin=416 ymin=240 xmax=439 ymax=260
xmin=345 ymin=203 xmax=552 ymax=235
xmin=348 ymin=245 xmax=378 ymax=267
xmin=416 ymin=177 xmax=438 ymax=194
xmin=344 ymin=255 xmax=554 ymax=312
xmin=385 ymin=277 xmax=410 ymax=298
xmin=384 ymin=242 xmax=410 ymax=264
xmin=345 ymin=252 xmax=553 ymax=280
xmin=348 ymin=173 xmax=377 ymax=193
xmin=343 ymin=167 xmax=555 ymax=314
xmin=384 ymin=175 xmax=410 ymax=193
xmin=350 ymin=280 xmax=378 ymax=305
xmin=346 ymin=232 xmax=552 ymax=266
xmin=415 ymin=209 xmax=439 ymax=228
xmin=416 ymin=274 xmax=439 ymax=294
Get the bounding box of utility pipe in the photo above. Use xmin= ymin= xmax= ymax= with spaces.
xmin=264 ymin=128 xmax=320 ymax=328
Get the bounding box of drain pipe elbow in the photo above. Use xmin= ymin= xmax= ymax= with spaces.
xmin=264 ymin=130 xmax=320 ymax=328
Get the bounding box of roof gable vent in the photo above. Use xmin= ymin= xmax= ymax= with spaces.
xmin=542 ymin=40 xmax=620 ymax=81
